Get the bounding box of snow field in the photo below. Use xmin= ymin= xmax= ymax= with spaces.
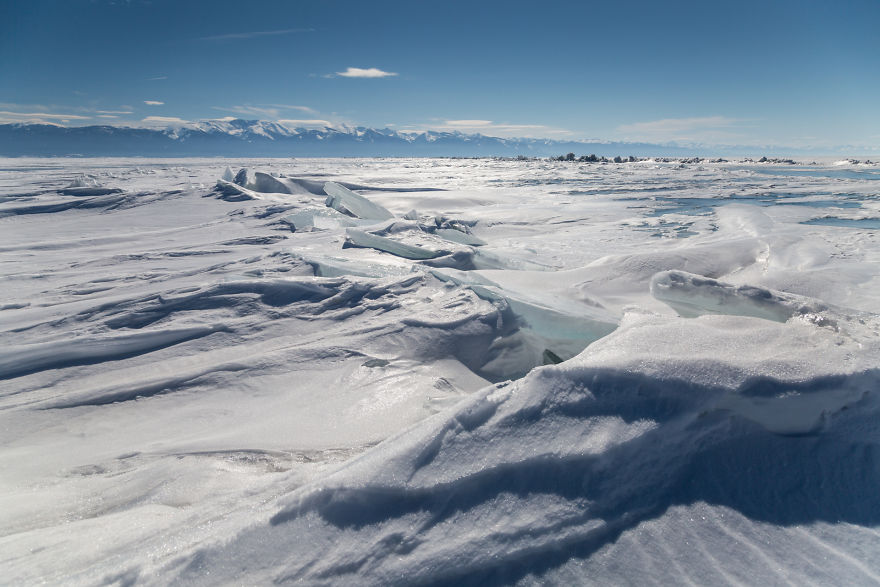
xmin=1 ymin=157 xmax=879 ymax=584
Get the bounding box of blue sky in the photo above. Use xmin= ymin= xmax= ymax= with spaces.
xmin=2 ymin=0 xmax=878 ymax=149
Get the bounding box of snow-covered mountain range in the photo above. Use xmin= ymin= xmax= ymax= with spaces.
xmin=0 ymin=119 xmax=696 ymax=157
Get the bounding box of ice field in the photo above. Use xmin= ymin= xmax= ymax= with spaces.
xmin=2 ymin=157 xmax=880 ymax=584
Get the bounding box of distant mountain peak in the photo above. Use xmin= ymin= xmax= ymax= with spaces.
xmin=1 ymin=119 xmax=700 ymax=157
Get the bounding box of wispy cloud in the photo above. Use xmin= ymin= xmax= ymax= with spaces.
xmin=265 ymin=103 xmax=317 ymax=114
xmin=616 ymin=116 xmax=749 ymax=143
xmin=277 ymin=119 xmax=333 ymax=128
xmin=144 ymin=100 xmax=164 ymax=106
xmin=407 ymin=119 xmax=573 ymax=138
xmin=146 ymin=75 xmax=168 ymax=81
xmin=445 ymin=120 xmax=494 ymax=127
xmin=140 ymin=116 xmax=190 ymax=126
xmin=0 ymin=110 xmax=91 ymax=123
xmin=334 ymin=67 xmax=398 ymax=78
xmin=198 ymin=28 xmax=314 ymax=41
xmin=96 ymin=109 xmax=134 ymax=115
xmin=212 ymin=104 xmax=317 ymax=119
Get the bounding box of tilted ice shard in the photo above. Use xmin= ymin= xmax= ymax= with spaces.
xmin=434 ymin=228 xmax=487 ymax=246
xmin=280 ymin=208 xmax=365 ymax=232
xmin=214 ymin=179 xmax=261 ymax=201
xmin=344 ymin=228 xmax=450 ymax=259
xmin=233 ymin=168 xmax=250 ymax=187
xmin=324 ymin=181 xmax=394 ymax=220
xmin=650 ymin=270 xmax=827 ymax=322
xmin=251 ymin=172 xmax=297 ymax=194
xmin=251 ymin=172 xmax=318 ymax=195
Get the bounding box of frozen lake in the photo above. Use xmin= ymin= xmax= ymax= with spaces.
xmin=2 ymin=157 xmax=880 ymax=584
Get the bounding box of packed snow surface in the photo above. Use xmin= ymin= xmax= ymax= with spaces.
xmin=1 ymin=157 xmax=880 ymax=585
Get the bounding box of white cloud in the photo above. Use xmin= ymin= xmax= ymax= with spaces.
xmin=335 ymin=67 xmax=398 ymax=78
xmin=198 ymin=28 xmax=314 ymax=41
xmin=147 ymin=75 xmax=168 ymax=81
xmin=616 ymin=116 xmax=748 ymax=143
xmin=144 ymin=100 xmax=164 ymax=106
xmin=278 ymin=119 xmax=333 ymax=128
xmin=97 ymin=115 xmax=118 ymax=118
xmin=96 ymin=109 xmax=134 ymax=114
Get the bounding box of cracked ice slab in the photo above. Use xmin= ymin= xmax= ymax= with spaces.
xmin=324 ymin=182 xmax=394 ymax=221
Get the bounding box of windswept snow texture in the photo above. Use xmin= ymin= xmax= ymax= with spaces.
xmin=2 ymin=157 xmax=880 ymax=585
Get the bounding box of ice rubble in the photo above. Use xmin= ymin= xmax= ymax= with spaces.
xmin=60 ymin=175 xmax=121 ymax=196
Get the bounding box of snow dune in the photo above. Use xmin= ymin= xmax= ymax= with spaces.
xmin=1 ymin=157 xmax=879 ymax=584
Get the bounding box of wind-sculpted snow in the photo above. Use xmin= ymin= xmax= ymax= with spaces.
xmin=2 ymin=157 xmax=879 ymax=584
xmin=0 ymin=325 xmax=225 ymax=380
xmin=171 ymin=310 xmax=880 ymax=585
